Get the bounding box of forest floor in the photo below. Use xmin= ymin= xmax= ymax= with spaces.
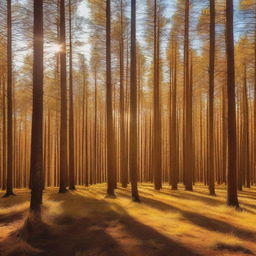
xmin=0 ymin=184 xmax=256 ymax=256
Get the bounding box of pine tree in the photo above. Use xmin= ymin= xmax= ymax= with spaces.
xmin=130 ymin=0 xmax=140 ymax=202
xmin=68 ymin=0 xmax=75 ymax=190
xmin=59 ymin=0 xmax=68 ymax=193
xmin=183 ymin=0 xmax=193 ymax=191
xmin=226 ymin=0 xmax=239 ymax=208
xmin=106 ymin=0 xmax=115 ymax=197
xmin=30 ymin=0 xmax=44 ymax=213
xmin=4 ymin=0 xmax=15 ymax=197
xmin=208 ymin=0 xmax=216 ymax=195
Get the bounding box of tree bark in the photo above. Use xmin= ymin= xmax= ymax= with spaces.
xmin=208 ymin=0 xmax=216 ymax=195
xmin=225 ymin=0 xmax=239 ymax=208
xmin=30 ymin=0 xmax=44 ymax=212
xmin=4 ymin=0 xmax=15 ymax=197
xmin=2 ymin=76 xmax=6 ymax=190
xmin=183 ymin=0 xmax=193 ymax=191
xmin=170 ymin=37 xmax=178 ymax=190
xmin=106 ymin=0 xmax=115 ymax=197
xmin=242 ymin=62 xmax=250 ymax=188
xmin=59 ymin=0 xmax=68 ymax=193
xmin=119 ymin=0 xmax=128 ymax=188
xmin=153 ymin=0 xmax=162 ymax=190
xmin=69 ymin=0 xmax=75 ymax=190
xmin=130 ymin=0 xmax=140 ymax=202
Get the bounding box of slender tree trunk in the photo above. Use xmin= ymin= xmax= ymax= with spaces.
xmin=2 ymin=76 xmax=6 ymax=190
xmin=225 ymin=0 xmax=239 ymax=208
xmin=183 ymin=0 xmax=193 ymax=191
xmin=254 ymin=22 xmax=256 ymax=185
xmin=47 ymin=111 xmax=51 ymax=187
xmin=59 ymin=0 xmax=68 ymax=193
xmin=106 ymin=0 xmax=115 ymax=197
xmin=85 ymin=68 xmax=89 ymax=187
xmin=4 ymin=0 xmax=14 ymax=197
xmin=242 ymin=62 xmax=250 ymax=188
xmin=222 ymin=74 xmax=227 ymax=184
xmin=208 ymin=0 xmax=216 ymax=195
xmin=153 ymin=0 xmax=162 ymax=190
xmin=94 ymin=69 xmax=98 ymax=184
xmin=170 ymin=37 xmax=178 ymax=190
xmin=43 ymin=116 xmax=47 ymax=188
xmin=119 ymin=0 xmax=128 ymax=188
xmin=81 ymin=57 xmax=88 ymax=186
xmin=30 ymin=0 xmax=44 ymax=213
xmin=130 ymin=0 xmax=140 ymax=202
xmin=69 ymin=0 xmax=75 ymax=190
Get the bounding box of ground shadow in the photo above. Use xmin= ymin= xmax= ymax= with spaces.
xmin=0 ymin=192 xmax=29 ymax=209
xmin=125 ymin=193 xmax=256 ymax=243
xmin=119 ymin=215 xmax=200 ymax=256
xmin=0 ymin=190 xmax=201 ymax=256
xmin=2 ymin=188 xmax=256 ymax=256
xmin=156 ymin=189 xmax=223 ymax=207
xmin=0 ymin=210 xmax=26 ymax=225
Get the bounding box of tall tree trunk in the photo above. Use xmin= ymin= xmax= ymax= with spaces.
xmin=119 ymin=0 xmax=128 ymax=188
xmin=242 ymin=62 xmax=250 ymax=188
xmin=4 ymin=0 xmax=14 ymax=197
xmin=153 ymin=0 xmax=162 ymax=190
xmin=81 ymin=56 xmax=88 ymax=186
xmin=69 ymin=0 xmax=75 ymax=190
xmin=222 ymin=74 xmax=227 ymax=184
xmin=254 ymin=20 xmax=256 ymax=185
xmin=94 ymin=69 xmax=98 ymax=184
xmin=59 ymin=0 xmax=68 ymax=193
xmin=183 ymin=0 xmax=193 ymax=191
xmin=208 ymin=0 xmax=216 ymax=195
xmin=47 ymin=111 xmax=51 ymax=187
xmin=225 ymin=0 xmax=239 ymax=208
xmin=170 ymin=37 xmax=178 ymax=190
xmin=30 ymin=0 xmax=44 ymax=213
xmin=106 ymin=0 xmax=115 ymax=197
xmin=2 ymin=76 xmax=6 ymax=190
xmin=130 ymin=0 xmax=140 ymax=202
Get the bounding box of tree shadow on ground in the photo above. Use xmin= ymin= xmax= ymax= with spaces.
xmin=0 ymin=192 xmax=29 ymax=227
xmin=0 ymin=210 xmax=26 ymax=225
xmin=120 ymin=193 xmax=256 ymax=243
xmin=156 ymin=189 xmax=223 ymax=206
xmin=118 ymin=187 xmax=155 ymax=198
xmin=119 ymin=216 xmax=200 ymax=256
xmin=0 ymin=192 xmax=29 ymax=209
xmin=240 ymin=202 xmax=256 ymax=210
xmin=0 ymin=191 xmax=200 ymax=256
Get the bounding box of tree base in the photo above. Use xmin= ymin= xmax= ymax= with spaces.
xmin=227 ymin=201 xmax=240 ymax=210
xmin=3 ymin=191 xmax=16 ymax=198
xmin=228 ymin=205 xmax=241 ymax=211
xmin=185 ymin=186 xmax=193 ymax=191
xmin=16 ymin=212 xmax=50 ymax=243
xmin=59 ymin=188 xmax=68 ymax=194
xmin=132 ymin=195 xmax=140 ymax=202
xmin=69 ymin=186 xmax=76 ymax=191
xmin=105 ymin=193 xmax=116 ymax=199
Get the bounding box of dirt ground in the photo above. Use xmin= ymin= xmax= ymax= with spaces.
xmin=0 ymin=183 xmax=255 ymax=256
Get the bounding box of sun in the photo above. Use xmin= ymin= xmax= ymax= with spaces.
xmin=48 ymin=43 xmax=62 ymax=53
